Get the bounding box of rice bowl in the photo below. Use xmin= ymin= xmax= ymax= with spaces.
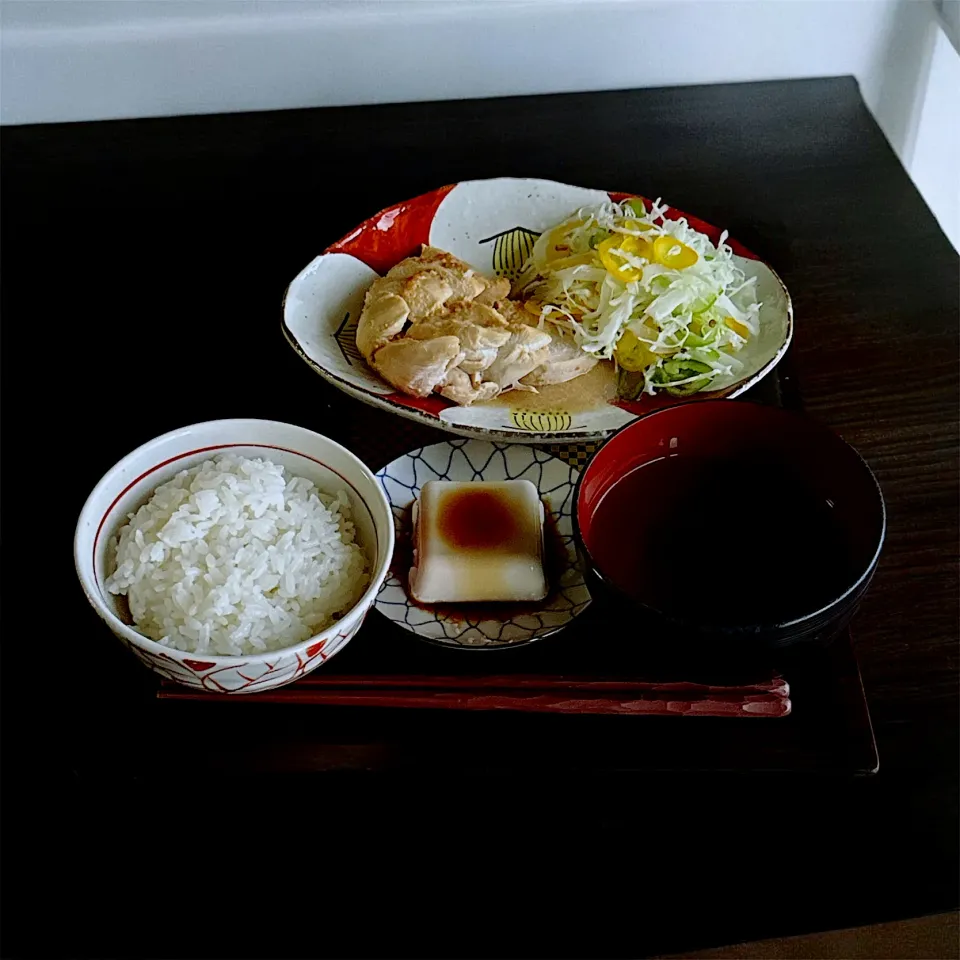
xmin=74 ymin=419 xmax=394 ymax=694
xmin=105 ymin=455 xmax=369 ymax=657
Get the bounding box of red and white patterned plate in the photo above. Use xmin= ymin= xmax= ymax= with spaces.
xmin=282 ymin=178 xmax=793 ymax=442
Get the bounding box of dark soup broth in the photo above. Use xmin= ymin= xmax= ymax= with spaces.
xmin=586 ymin=453 xmax=854 ymax=627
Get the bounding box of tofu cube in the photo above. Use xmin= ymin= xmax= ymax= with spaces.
xmin=408 ymin=480 xmax=548 ymax=604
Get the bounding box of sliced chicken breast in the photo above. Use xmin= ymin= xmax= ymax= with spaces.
xmin=354 ymin=246 xmax=597 ymax=407
xmin=521 ymin=334 xmax=599 ymax=386
xmin=439 ymin=368 xmax=501 ymax=406
xmin=406 ymin=303 xmax=511 ymax=376
xmin=483 ymin=325 xmax=553 ymax=389
xmin=372 ymin=336 xmax=463 ymax=397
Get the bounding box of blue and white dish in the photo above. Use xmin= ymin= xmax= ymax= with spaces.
xmin=375 ymin=440 xmax=592 ymax=648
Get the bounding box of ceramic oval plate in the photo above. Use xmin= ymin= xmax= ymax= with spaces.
xmin=283 ymin=177 xmax=793 ymax=443
xmin=374 ymin=439 xmax=591 ymax=649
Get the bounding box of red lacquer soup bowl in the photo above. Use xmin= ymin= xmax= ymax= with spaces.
xmin=574 ymin=401 xmax=885 ymax=659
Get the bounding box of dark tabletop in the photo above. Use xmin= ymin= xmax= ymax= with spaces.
xmin=2 ymin=77 xmax=957 ymax=959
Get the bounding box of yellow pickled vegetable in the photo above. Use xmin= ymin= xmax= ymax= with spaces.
xmin=653 ymin=235 xmax=698 ymax=269
xmin=598 ymin=235 xmax=653 ymax=283
xmin=544 ymin=220 xmax=584 ymax=261
xmin=614 ymin=328 xmax=655 ymax=372
xmin=548 ymin=252 xmax=596 ymax=271
xmin=598 ymin=236 xmax=640 ymax=282
xmin=724 ymin=316 xmax=750 ymax=339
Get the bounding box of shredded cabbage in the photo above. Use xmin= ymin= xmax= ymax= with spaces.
xmin=515 ymin=199 xmax=761 ymax=396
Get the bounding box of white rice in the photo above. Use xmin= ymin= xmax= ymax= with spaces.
xmin=105 ymin=455 xmax=369 ymax=656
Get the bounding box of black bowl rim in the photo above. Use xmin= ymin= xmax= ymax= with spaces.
xmin=572 ymin=399 xmax=887 ymax=634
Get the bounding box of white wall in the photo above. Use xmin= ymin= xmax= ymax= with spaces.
xmin=907 ymin=27 xmax=959 ymax=251
xmin=2 ymin=0 xmax=957 ymax=248
xmin=861 ymin=0 xmax=960 ymax=251
xmin=0 ymin=0 xmax=906 ymax=123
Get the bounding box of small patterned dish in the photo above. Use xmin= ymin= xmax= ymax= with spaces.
xmin=375 ymin=439 xmax=591 ymax=649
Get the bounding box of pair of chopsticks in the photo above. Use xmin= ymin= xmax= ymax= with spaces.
xmin=158 ymin=672 xmax=791 ymax=717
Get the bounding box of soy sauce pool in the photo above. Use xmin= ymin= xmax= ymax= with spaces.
xmin=391 ymin=499 xmax=566 ymax=625
xmin=585 ymin=454 xmax=854 ymax=628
